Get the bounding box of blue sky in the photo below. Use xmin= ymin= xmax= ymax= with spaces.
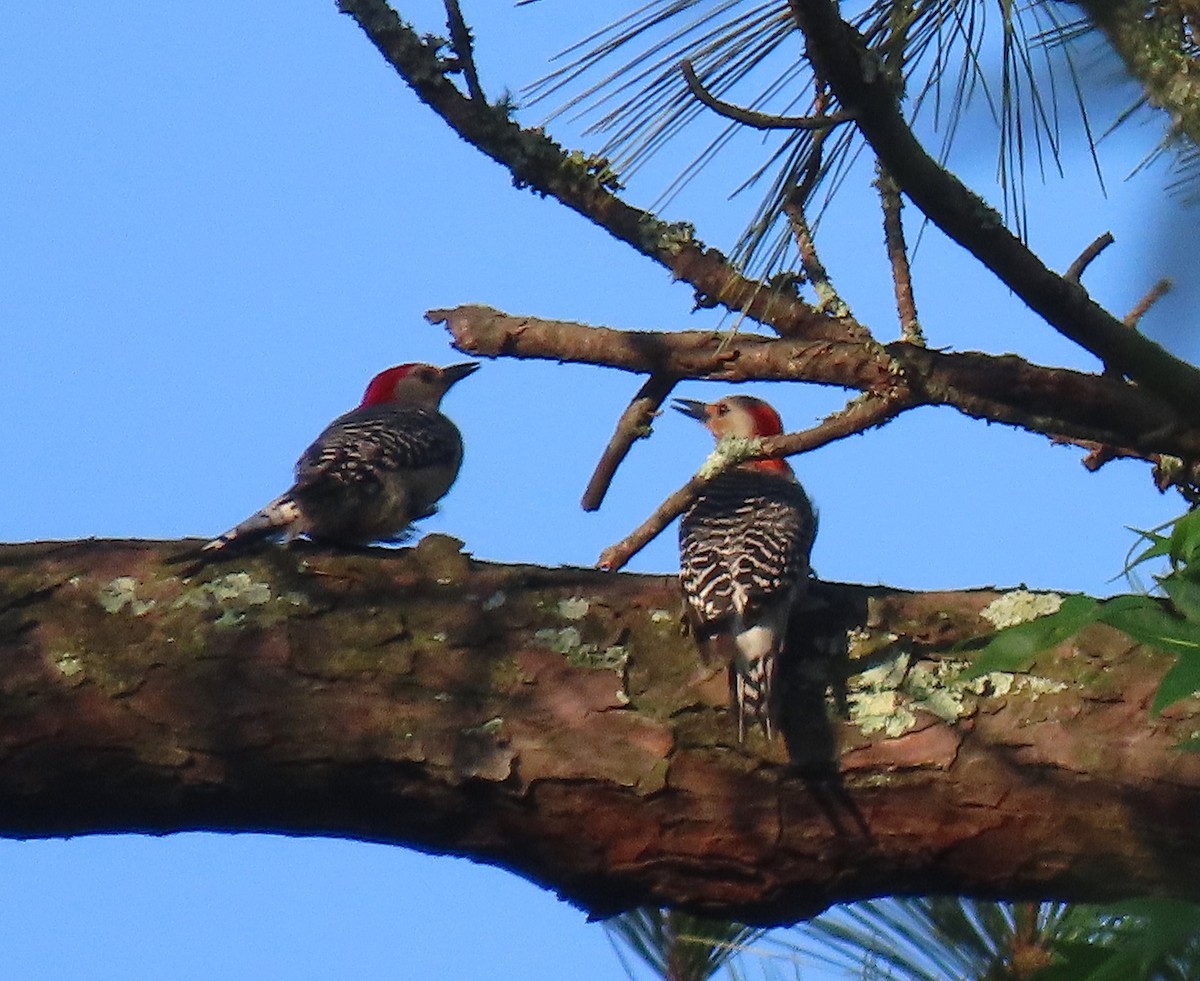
xmin=1 ymin=3 xmax=1195 ymax=979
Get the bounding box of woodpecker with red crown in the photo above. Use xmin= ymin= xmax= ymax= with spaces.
xmin=675 ymin=395 xmax=816 ymax=740
xmin=202 ymin=361 xmax=478 ymax=553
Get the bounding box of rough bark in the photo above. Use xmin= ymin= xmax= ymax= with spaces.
xmin=3 ymin=537 xmax=1200 ymax=925
xmin=429 ymin=305 xmax=1200 ymax=465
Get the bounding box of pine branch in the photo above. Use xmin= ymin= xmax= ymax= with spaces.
xmin=5 ymin=538 xmax=1200 ymax=922
xmin=785 ymin=0 xmax=1200 ymax=422
xmin=425 ymin=305 xmax=1200 ymax=466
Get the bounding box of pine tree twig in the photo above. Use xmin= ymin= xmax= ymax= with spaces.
xmin=442 ymin=0 xmax=485 ymax=102
xmin=1065 ymin=232 xmax=1115 ymax=284
xmin=680 ymin=59 xmax=853 ymax=132
xmin=1125 ymin=278 xmax=1173 ymax=327
xmin=784 ymin=205 xmax=849 ymax=319
xmin=875 ymin=162 xmax=922 ymax=344
xmin=597 ymin=391 xmax=913 ymax=571
xmin=581 ymin=375 xmax=679 ymax=512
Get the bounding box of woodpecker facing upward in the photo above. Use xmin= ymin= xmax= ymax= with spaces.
xmin=202 ymin=361 xmax=478 ymax=553
xmin=675 ymin=395 xmax=816 ymax=741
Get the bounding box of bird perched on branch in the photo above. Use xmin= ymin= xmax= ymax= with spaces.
xmin=675 ymin=395 xmax=817 ymax=740
xmin=201 ymin=361 xmax=478 ymax=554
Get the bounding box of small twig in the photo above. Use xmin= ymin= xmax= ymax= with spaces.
xmin=785 ymin=207 xmax=849 ymax=319
xmin=1065 ymin=232 xmax=1115 ymax=284
xmin=681 ymin=60 xmax=853 ymax=132
xmin=597 ymin=390 xmax=913 ymax=572
xmin=1125 ymin=278 xmax=1173 ymax=328
xmin=581 ymin=375 xmax=678 ymax=512
xmin=443 ymin=0 xmax=485 ymax=103
xmin=875 ymin=162 xmax=923 ymax=344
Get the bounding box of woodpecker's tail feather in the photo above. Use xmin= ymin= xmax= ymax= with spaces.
xmin=695 ymin=622 xmax=779 ymax=741
xmin=732 ymin=651 xmax=776 ymax=742
xmin=201 ymin=494 xmax=303 ymax=553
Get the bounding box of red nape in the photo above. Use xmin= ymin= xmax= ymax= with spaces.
xmin=744 ymin=399 xmax=785 ymax=436
xmin=745 ymin=457 xmax=793 ymax=475
xmin=360 ymin=364 xmax=417 ymax=406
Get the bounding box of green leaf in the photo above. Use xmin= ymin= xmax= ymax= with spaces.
xmin=1168 ymin=508 xmax=1200 ymax=569
xmin=1097 ymin=599 xmax=1200 ymax=655
xmin=1029 ymin=939 xmax=1116 ymax=980
xmin=1123 ymin=528 xmax=1170 ymax=574
xmin=1164 ymin=575 xmax=1200 ymax=623
xmin=1044 ymin=899 xmax=1200 ymax=980
xmin=962 ymin=596 xmax=1099 ymax=679
xmin=1151 ymin=653 xmax=1200 ymax=716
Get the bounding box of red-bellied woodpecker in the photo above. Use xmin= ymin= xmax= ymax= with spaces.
xmin=675 ymin=395 xmax=816 ymax=740
xmin=202 ymin=361 xmax=478 ymax=553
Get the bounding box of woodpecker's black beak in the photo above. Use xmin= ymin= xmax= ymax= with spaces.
xmin=673 ymin=398 xmax=710 ymax=422
xmin=440 ymin=362 xmax=480 ymax=388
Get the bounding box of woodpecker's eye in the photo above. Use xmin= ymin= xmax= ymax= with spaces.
xmin=716 ymin=403 xmax=729 ymax=416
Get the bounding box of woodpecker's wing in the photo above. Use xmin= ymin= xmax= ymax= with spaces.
xmin=293 ymin=404 xmax=462 ymax=492
xmin=679 ymin=470 xmax=816 ymax=628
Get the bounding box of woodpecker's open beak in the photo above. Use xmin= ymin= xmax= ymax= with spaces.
xmin=440 ymin=362 xmax=480 ymax=388
xmin=673 ymin=398 xmax=710 ymax=422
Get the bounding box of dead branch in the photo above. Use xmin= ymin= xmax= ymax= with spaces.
xmin=1125 ymin=278 xmax=1173 ymax=327
xmin=443 ymin=0 xmax=484 ymax=102
xmin=1065 ymin=232 xmax=1115 ymax=284
xmin=598 ymin=391 xmax=913 ymax=571
xmin=582 ymin=375 xmax=679 ymax=512
xmin=876 ymin=163 xmax=922 ymax=344
xmin=785 ymin=205 xmax=850 ymax=319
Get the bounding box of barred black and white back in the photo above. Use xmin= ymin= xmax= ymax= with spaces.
xmin=201 ymin=361 xmax=478 ymax=554
xmin=679 ymin=468 xmax=816 ymax=739
xmin=202 ymin=403 xmax=464 ymax=553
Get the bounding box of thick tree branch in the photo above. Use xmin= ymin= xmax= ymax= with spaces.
xmin=426 ymin=305 xmax=1200 ymax=466
xmin=4 ymin=538 xmax=1200 ymax=923
xmin=784 ymin=0 xmax=1200 ymax=422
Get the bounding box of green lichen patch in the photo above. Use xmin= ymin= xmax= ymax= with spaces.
xmin=845 ymin=650 xmax=1070 ymax=739
xmin=847 ymin=624 xmax=902 ymax=661
xmin=172 ymin=572 xmax=296 ymax=629
xmin=980 ymin=589 xmax=1063 ymax=629
xmin=53 ymin=651 xmax=84 ymax=679
xmin=697 ymin=436 xmax=765 ymax=480
xmin=533 ymin=626 xmax=628 ymax=670
xmin=176 ymin=572 xmax=271 ymax=608
xmin=97 ymin=577 xmax=157 ymax=617
xmin=557 ymin=597 xmax=591 ymax=620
